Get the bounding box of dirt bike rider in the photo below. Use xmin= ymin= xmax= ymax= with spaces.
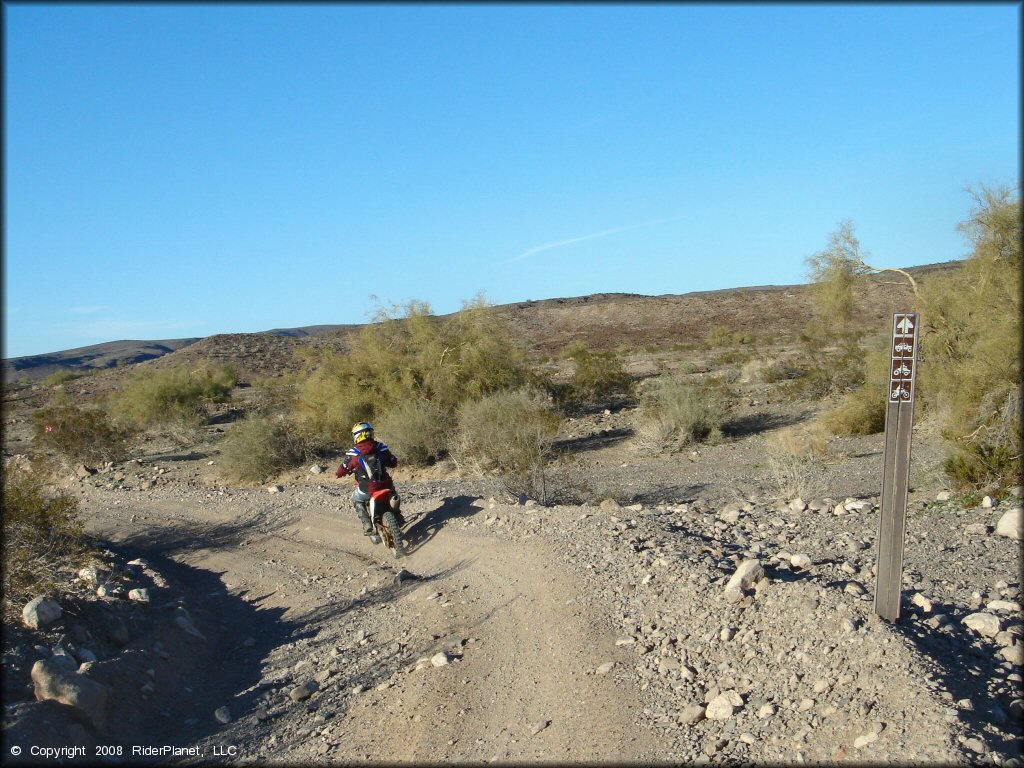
xmin=335 ymin=422 xmax=402 ymax=536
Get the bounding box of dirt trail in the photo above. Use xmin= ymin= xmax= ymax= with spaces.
xmin=82 ymin=489 xmax=671 ymax=763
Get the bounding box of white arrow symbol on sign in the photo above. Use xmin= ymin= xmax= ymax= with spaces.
xmin=896 ymin=317 xmax=915 ymax=334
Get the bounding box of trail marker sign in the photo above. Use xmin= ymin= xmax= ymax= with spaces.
xmin=875 ymin=312 xmax=920 ymax=622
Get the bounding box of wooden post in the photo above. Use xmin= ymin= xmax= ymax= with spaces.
xmin=875 ymin=312 xmax=920 ymax=622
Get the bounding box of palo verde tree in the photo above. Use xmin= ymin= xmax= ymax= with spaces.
xmin=916 ymin=184 xmax=1021 ymax=491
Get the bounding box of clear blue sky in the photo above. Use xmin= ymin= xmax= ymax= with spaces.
xmin=4 ymin=3 xmax=1019 ymax=359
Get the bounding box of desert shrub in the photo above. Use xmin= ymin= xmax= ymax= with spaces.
xmin=821 ymin=335 xmax=890 ymax=436
xmin=633 ymin=374 xmax=738 ymax=451
xmin=375 ymin=399 xmax=447 ymax=466
xmin=758 ymin=357 xmax=802 ymax=384
xmin=562 ymin=343 xmax=634 ymax=404
xmin=452 ymin=388 xmax=560 ymax=502
xmin=290 ymin=351 xmax=374 ymax=448
xmin=42 ymin=369 xmax=83 ymax=387
xmin=112 ymin=363 xmax=237 ymax=431
xmin=217 ymin=413 xmax=309 ymax=483
xmin=31 ymin=401 xmax=134 ymax=464
xmin=915 ymin=186 xmax=1021 ymax=491
xmin=779 ymin=334 xmax=866 ymax=401
xmin=290 ymin=296 xmax=530 ymax=447
xmin=2 ymin=461 xmax=87 ymax=614
xmin=763 ymin=424 xmax=830 ymax=500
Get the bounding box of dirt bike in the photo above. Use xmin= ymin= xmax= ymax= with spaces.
xmin=368 ymin=488 xmax=406 ymax=558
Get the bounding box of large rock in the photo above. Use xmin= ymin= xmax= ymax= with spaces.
xmin=23 ymin=597 xmax=62 ymax=629
xmin=31 ymin=658 xmax=110 ymax=730
xmin=995 ymin=508 xmax=1022 ymax=540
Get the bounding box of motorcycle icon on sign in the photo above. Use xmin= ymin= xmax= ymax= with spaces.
xmin=890 ymin=384 xmax=912 ymax=401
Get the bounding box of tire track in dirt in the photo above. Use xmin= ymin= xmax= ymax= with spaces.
xmin=82 ymin=492 xmax=670 ymax=762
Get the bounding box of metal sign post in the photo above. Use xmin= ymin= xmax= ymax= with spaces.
xmin=875 ymin=312 xmax=920 ymax=622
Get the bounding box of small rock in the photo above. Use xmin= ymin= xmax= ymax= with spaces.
xmin=790 ymin=498 xmax=807 ymax=512
xmin=724 ymin=559 xmax=763 ymax=594
xmin=600 ymin=499 xmax=621 ymax=511
xmin=963 ymin=612 xmax=1002 ymax=638
xmin=22 ymin=597 xmax=62 ymax=629
xmin=844 ymin=581 xmax=867 ymax=597
xmin=757 ymin=703 xmax=776 ymax=719
xmin=963 ymin=737 xmax=987 ymax=754
xmin=987 ymin=599 xmax=1021 ymax=614
xmin=77 ymin=566 xmax=103 ymax=586
xmin=999 ymin=643 xmax=1024 ymax=665
xmin=936 ymin=491 xmax=951 ymax=501
xmin=309 ymin=465 xmax=324 ymax=475
xmin=981 ymin=496 xmax=995 ymax=508
xmin=790 ymin=554 xmax=812 ymax=570
xmin=96 ymin=584 xmax=122 ymax=599
xmin=214 ymin=706 xmax=231 ymax=723
xmin=965 ymin=523 xmax=991 ymax=536
xmin=105 ymin=617 xmax=130 ymax=646
xmin=719 ymin=505 xmax=741 ymax=524
xmin=705 ymin=690 xmax=743 ymax=720
xmin=174 ymin=608 xmax=207 ymax=640
xmin=530 ymin=719 xmax=550 ymax=735
xmin=596 ymin=661 xmax=615 ymax=675
xmin=128 ymin=588 xmax=151 ymax=603
xmin=678 ymin=704 xmax=706 ymax=725
xmin=431 ymin=652 xmax=450 ymax=668
xmin=394 ymin=569 xmax=418 ymax=586
xmin=854 ymin=732 xmax=878 ymax=749
xmin=911 ymin=593 xmax=933 ymax=612
xmin=289 ymin=681 xmax=318 ymax=701
xmin=267 ymin=485 xmax=284 ymax=494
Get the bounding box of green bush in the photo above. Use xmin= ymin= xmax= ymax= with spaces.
xmin=375 ymin=399 xmax=447 ymax=466
xmin=217 ymin=413 xmax=308 ymax=483
xmin=112 ymin=363 xmax=237 ymax=430
xmin=703 ymin=324 xmax=756 ymax=350
xmin=562 ymin=343 xmax=634 ymax=404
xmin=759 ymin=357 xmax=802 ymax=384
xmin=633 ymin=374 xmax=738 ymax=451
xmin=42 ymin=369 xmax=83 ymax=387
xmin=452 ymin=388 xmax=560 ymax=502
xmin=290 ymin=296 xmax=530 ymax=447
xmin=821 ymin=335 xmax=890 ymax=436
xmin=31 ymin=402 xmax=135 ymax=464
xmin=779 ymin=334 xmax=866 ymax=401
xmin=2 ymin=462 xmax=87 ymax=615
xmin=916 ymin=186 xmax=1021 ymax=491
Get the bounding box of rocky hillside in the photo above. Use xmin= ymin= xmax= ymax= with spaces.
xmin=3 ymin=261 xmax=961 ymax=383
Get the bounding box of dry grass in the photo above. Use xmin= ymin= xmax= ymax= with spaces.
xmin=763 ymin=423 xmax=830 ymax=500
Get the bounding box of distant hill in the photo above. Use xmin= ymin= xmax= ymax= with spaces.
xmin=1 ymin=325 xmax=353 ymax=383
xmin=2 ymin=261 xmax=961 ymax=383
